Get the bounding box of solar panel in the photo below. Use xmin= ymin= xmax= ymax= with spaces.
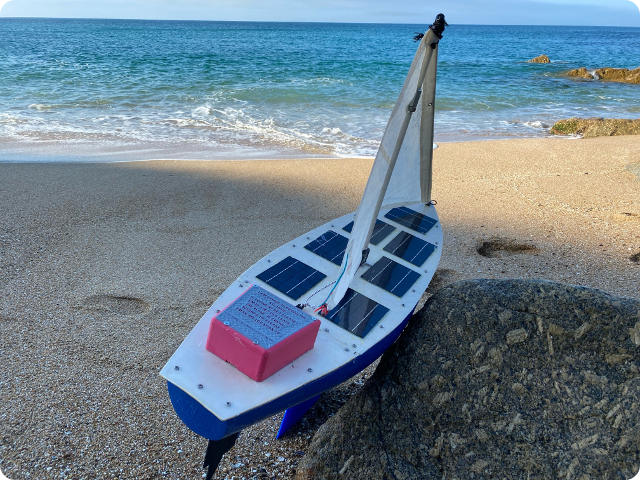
xmin=342 ymin=219 xmax=395 ymax=245
xmin=304 ymin=230 xmax=348 ymax=265
xmin=256 ymin=256 xmax=326 ymax=300
xmin=325 ymin=289 xmax=389 ymax=338
xmin=384 ymin=206 xmax=437 ymax=235
xmin=383 ymin=231 xmax=436 ymax=267
xmin=361 ymin=257 xmax=421 ymax=297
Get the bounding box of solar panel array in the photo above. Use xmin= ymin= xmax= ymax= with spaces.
xmin=384 ymin=206 xmax=437 ymax=235
xmin=255 ymin=206 xmax=438 ymax=337
xmin=325 ymin=288 xmax=389 ymax=338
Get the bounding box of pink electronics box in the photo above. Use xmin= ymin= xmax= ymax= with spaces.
xmin=206 ymin=286 xmax=321 ymax=381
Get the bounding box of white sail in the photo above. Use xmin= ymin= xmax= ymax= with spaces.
xmin=325 ymin=27 xmax=441 ymax=310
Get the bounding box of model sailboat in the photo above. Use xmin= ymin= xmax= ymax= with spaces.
xmin=161 ymin=13 xmax=447 ymax=478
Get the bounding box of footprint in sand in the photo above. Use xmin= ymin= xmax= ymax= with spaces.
xmin=476 ymin=237 xmax=538 ymax=258
xmin=83 ymin=294 xmax=150 ymax=315
xmin=612 ymin=212 xmax=640 ymax=223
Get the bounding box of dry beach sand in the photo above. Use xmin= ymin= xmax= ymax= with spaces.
xmin=0 ymin=136 xmax=638 ymax=479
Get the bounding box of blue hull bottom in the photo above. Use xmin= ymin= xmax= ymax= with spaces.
xmin=167 ymin=311 xmax=413 ymax=441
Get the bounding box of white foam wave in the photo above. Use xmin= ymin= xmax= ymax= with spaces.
xmin=192 ymin=105 xmax=213 ymax=116
xmin=168 ymin=103 xmax=379 ymax=156
xmin=0 ymin=113 xmax=28 ymax=125
xmin=288 ymin=77 xmax=348 ymax=87
xmin=521 ymin=120 xmax=550 ymax=129
xmin=322 ymin=127 xmax=342 ymax=136
xmin=28 ymin=103 xmax=54 ymax=111
xmin=16 ymin=94 xmax=634 ymax=160
xmin=501 ymin=119 xmax=550 ymax=130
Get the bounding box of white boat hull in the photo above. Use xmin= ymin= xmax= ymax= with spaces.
xmin=161 ymin=201 xmax=442 ymax=439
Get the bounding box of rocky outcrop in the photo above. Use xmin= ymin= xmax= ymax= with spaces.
xmin=527 ymin=54 xmax=550 ymax=64
xmin=566 ymin=67 xmax=640 ymax=84
xmin=550 ymin=118 xmax=640 ymax=137
xmin=566 ymin=67 xmax=595 ymax=80
xmin=296 ymin=280 xmax=640 ymax=480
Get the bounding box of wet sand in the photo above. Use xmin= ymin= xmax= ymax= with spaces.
xmin=0 ymin=136 xmax=638 ymax=479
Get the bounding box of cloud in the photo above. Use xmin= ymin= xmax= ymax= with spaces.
xmin=0 ymin=0 xmax=12 ymax=13
xmin=628 ymin=0 xmax=640 ymax=14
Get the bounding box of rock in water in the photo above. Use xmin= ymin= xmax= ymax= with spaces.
xmin=566 ymin=66 xmax=640 ymax=84
xmin=527 ymin=54 xmax=550 ymax=64
xmin=296 ymin=280 xmax=640 ymax=480
xmin=566 ymin=67 xmax=595 ymax=80
xmin=550 ymin=118 xmax=640 ymax=137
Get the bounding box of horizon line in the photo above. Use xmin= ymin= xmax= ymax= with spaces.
xmin=0 ymin=15 xmax=639 ymax=28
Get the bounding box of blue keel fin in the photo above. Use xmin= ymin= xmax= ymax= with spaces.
xmin=276 ymin=395 xmax=320 ymax=439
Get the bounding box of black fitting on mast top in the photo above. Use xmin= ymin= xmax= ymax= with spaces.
xmin=413 ymin=13 xmax=447 ymax=42
xmin=430 ymin=13 xmax=448 ymax=39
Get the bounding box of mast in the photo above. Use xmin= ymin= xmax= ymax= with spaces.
xmin=419 ymin=18 xmax=442 ymax=204
xmin=324 ymin=14 xmax=446 ymax=310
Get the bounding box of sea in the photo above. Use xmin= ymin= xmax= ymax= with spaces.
xmin=1 ymin=18 xmax=639 ymax=162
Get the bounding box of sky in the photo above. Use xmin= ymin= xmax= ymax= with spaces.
xmin=0 ymin=0 xmax=639 ymax=26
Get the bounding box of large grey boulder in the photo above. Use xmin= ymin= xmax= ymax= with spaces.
xmin=296 ymin=280 xmax=640 ymax=480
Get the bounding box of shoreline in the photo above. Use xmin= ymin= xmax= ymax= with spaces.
xmin=0 ymin=135 xmax=638 ymax=479
xmin=0 ymin=134 xmax=580 ymax=164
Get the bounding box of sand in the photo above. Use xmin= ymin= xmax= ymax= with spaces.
xmin=0 ymin=136 xmax=638 ymax=480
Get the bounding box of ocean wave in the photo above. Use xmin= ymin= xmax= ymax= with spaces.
xmin=2 ymin=86 xmax=637 ymax=159
xmin=438 ymin=98 xmax=520 ymax=112
xmin=28 ymin=103 xmax=54 ymax=111
xmin=0 ymin=111 xmax=150 ymax=145
xmin=496 ymin=119 xmax=552 ymax=131
xmin=192 ymin=105 xmax=213 ymax=116
xmin=596 ymin=95 xmax=626 ymax=102
xmin=289 ymin=77 xmax=350 ymax=86
xmin=26 ymin=99 xmax=113 ymax=111
xmin=0 ymin=113 xmax=30 ymax=125
xmin=165 ymin=103 xmax=378 ymax=156
xmin=10 ymin=130 xmax=130 ymax=143
xmin=521 ymin=120 xmax=550 ymax=130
